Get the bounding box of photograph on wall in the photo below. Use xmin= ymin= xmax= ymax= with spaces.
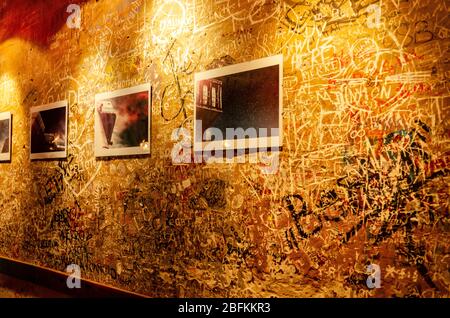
xmin=194 ymin=55 xmax=283 ymax=153
xmin=30 ymin=101 xmax=68 ymax=160
xmin=94 ymin=84 xmax=151 ymax=157
xmin=0 ymin=112 xmax=12 ymax=162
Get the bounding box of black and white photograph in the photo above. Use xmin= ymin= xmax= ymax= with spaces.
xmin=194 ymin=55 xmax=283 ymax=153
xmin=0 ymin=112 xmax=11 ymax=162
xmin=94 ymin=84 xmax=151 ymax=157
xmin=30 ymin=102 xmax=68 ymax=160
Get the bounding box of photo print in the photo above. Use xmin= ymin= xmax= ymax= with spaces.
xmin=30 ymin=101 xmax=68 ymax=160
xmin=94 ymin=84 xmax=151 ymax=157
xmin=194 ymin=55 xmax=283 ymax=154
xmin=0 ymin=112 xmax=11 ymax=162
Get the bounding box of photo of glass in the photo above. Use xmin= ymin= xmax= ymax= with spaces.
xmin=0 ymin=112 xmax=11 ymax=162
xmin=94 ymin=84 xmax=151 ymax=157
xmin=30 ymin=102 xmax=67 ymax=160
xmin=194 ymin=55 xmax=283 ymax=152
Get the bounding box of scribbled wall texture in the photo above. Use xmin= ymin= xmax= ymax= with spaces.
xmin=0 ymin=0 xmax=449 ymax=297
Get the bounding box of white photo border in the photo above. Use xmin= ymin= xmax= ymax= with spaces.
xmin=0 ymin=111 xmax=12 ymax=162
xmin=30 ymin=101 xmax=68 ymax=160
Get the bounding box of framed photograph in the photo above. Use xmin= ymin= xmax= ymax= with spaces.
xmin=194 ymin=55 xmax=283 ymax=153
xmin=30 ymin=101 xmax=68 ymax=160
xmin=0 ymin=112 xmax=12 ymax=162
xmin=94 ymin=84 xmax=151 ymax=158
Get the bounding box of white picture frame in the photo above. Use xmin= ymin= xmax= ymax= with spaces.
xmin=94 ymin=83 xmax=151 ymax=158
xmin=0 ymin=111 xmax=12 ymax=162
xmin=194 ymin=54 xmax=283 ymax=153
xmin=30 ymin=101 xmax=68 ymax=160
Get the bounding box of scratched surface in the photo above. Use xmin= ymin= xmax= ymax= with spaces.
xmin=0 ymin=0 xmax=449 ymax=297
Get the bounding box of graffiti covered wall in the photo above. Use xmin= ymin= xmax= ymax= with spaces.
xmin=0 ymin=0 xmax=449 ymax=297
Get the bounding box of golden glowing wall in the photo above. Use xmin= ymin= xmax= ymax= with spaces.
xmin=0 ymin=0 xmax=449 ymax=297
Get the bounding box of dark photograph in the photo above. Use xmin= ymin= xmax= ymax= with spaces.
xmin=0 ymin=112 xmax=11 ymax=161
xmin=194 ymin=55 xmax=282 ymax=151
xmin=30 ymin=102 xmax=67 ymax=159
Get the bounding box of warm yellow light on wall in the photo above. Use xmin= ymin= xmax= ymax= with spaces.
xmin=0 ymin=74 xmax=20 ymax=111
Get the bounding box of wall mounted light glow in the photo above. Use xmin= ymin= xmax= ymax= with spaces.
xmin=0 ymin=74 xmax=20 ymax=107
xmin=151 ymin=0 xmax=188 ymax=45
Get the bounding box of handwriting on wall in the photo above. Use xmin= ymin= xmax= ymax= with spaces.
xmin=0 ymin=0 xmax=449 ymax=297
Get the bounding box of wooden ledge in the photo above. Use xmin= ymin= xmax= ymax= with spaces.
xmin=0 ymin=256 xmax=146 ymax=298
